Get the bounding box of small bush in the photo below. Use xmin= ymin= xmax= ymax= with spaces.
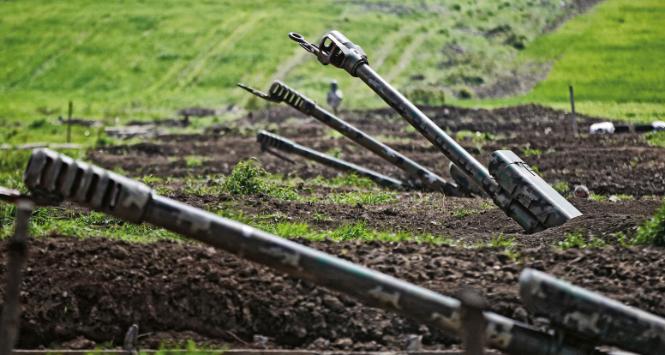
xmin=28 ymin=118 xmax=48 ymax=129
xmin=222 ymin=159 xmax=265 ymax=195
xmin=634 ymin=200 xmax=665 ymax=246
xmin=221 ymin=160 xmax=299 ymax=200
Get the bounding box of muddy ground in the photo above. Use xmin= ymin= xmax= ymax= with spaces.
xmin=4 ymin=104 xmax=665 ymax=351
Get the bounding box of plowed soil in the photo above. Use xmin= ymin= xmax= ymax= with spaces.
xmin=4 ymin=104 xmax=665 ymax=351
xmin=91 ymin=104 xmax=665 ymax=197
xmin=3 ymin=236 xmax=665 ymax=351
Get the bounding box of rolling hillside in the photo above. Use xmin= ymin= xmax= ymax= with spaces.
xmin=1 ymin=0 xmax=588 ymax=125
xmin=516 ymin=0 xmax=665 ymax=122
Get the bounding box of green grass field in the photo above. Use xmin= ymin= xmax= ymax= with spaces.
xmin=1 ymin=0 xmax=583 ymax=128
xmin=1 ymin=0 xmax=665 ymax=243
xmin=466 ymin=0 xmax=665 ymax=123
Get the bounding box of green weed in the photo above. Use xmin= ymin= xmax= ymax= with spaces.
xmin=646 ymin=131 xmax=665 ymax=148
xmin=633 ymin=199 xmax=665 ymax=246
xmin=455 ymin=130 xmax=495 ymax=144
xmin=487 ymin=234 xmax=515 ymax=249
xmin=552 ymin=181 xmax=570 ymax=195
xmin=557 ymin=231 xmax=606 ymax=249
xmin=308 ymin=174 xmax=375 ymax=189
xmin=453 ymin=207 xmax=479 ymax=218
xmin=222 ymin=159 xmax=265 ymax=195
xmin=522 ymin=147 xmax=542 ymax=157
xmin=184 ymin=155 xmax=204 ymax=168
xmin=325 ymin=191 xmax=396 ymax=205
xmin=589 ymin=193 xmax=607 ymax=202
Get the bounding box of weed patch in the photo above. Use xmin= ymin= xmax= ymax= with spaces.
xmin=633 ymin=200 xmax=665 ymax=246
xmin=222 ymin=160 xmax=299 ymax=200
xmin=557 ymin=231 xmax=606 ymax=249
xmin=325 ymin=191 xmax=396 ymax=205
xmin=646 ymin=131 xmax=665 ymax=148
xmin=552 ymin=181 xmax=570 ymax=195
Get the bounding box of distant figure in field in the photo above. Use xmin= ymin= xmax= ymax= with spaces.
xmin=327 ymin=80 xmax=343 ymax=115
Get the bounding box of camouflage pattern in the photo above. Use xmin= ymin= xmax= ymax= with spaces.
xmin=489 ymin=151 xmax=581 ymax=230
xmin=256 ymin=130 xmax=404 ymax=190
xmin=238 ymin=81 xmax=466 ymax=196
xmin=520 ymin=268 xmax=665 ymax=355
xmin=288 ymin=30 xmax=582 ymax=233
xmin=449 ymin=162 xmax=486 ymax=197
xmin=22 ymin=149 xmax=595 ymax=355
xmin=0 ymin=198 xmax=34 ymax=355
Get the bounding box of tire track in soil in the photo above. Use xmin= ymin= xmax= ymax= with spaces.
xmin=371 ymin=23 xmax=421 ymax=71
xmin=177 ymin=13 xmax=266 ymax=90
xmin=7 ymin=8 xmax=94 ymax=89
xmin=145 ymin=14 xmax=249 ymax=93
xmin=384 ymin=27 xmax=436 ymax=83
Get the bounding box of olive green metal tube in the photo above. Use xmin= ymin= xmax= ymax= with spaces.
xmin=520 ymin=268 xmax=665 ymax=355
xmin=257 ymin=130 xmax=404 ymax=190
xmin=288 ymin=30 xmax=582 ymax=233
xmin=22 ymin=149 xmax=596 ymax=355
xmin=239 ymin=81 xmax=464 ymax=196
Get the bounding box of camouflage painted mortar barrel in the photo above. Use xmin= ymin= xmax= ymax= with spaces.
xmin=520 ymin=268 xmax=665 ymax=354
xmin=288 ymin=30 xmax=582 ymax=233
xmin=23 ymin=149 xmax=593 ymax=355
xmin=256 ymin=130 xmax=404 ymax=189
xmin=238 ymin=81 xmax=465 ymax=196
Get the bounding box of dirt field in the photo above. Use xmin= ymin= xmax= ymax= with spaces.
xmin=5 ymin=104 xmax=665 ymax=351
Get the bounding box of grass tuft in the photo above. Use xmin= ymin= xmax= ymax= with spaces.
xmin=633 ymin=200 xmax=665 ymax=246
xmin=557 ymin=231 xmax=606 ymax=249
xmin=223 ymin=159 xmax=266 ymax=195
xmin=646 ymin=131 xmax=665 ymax=148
